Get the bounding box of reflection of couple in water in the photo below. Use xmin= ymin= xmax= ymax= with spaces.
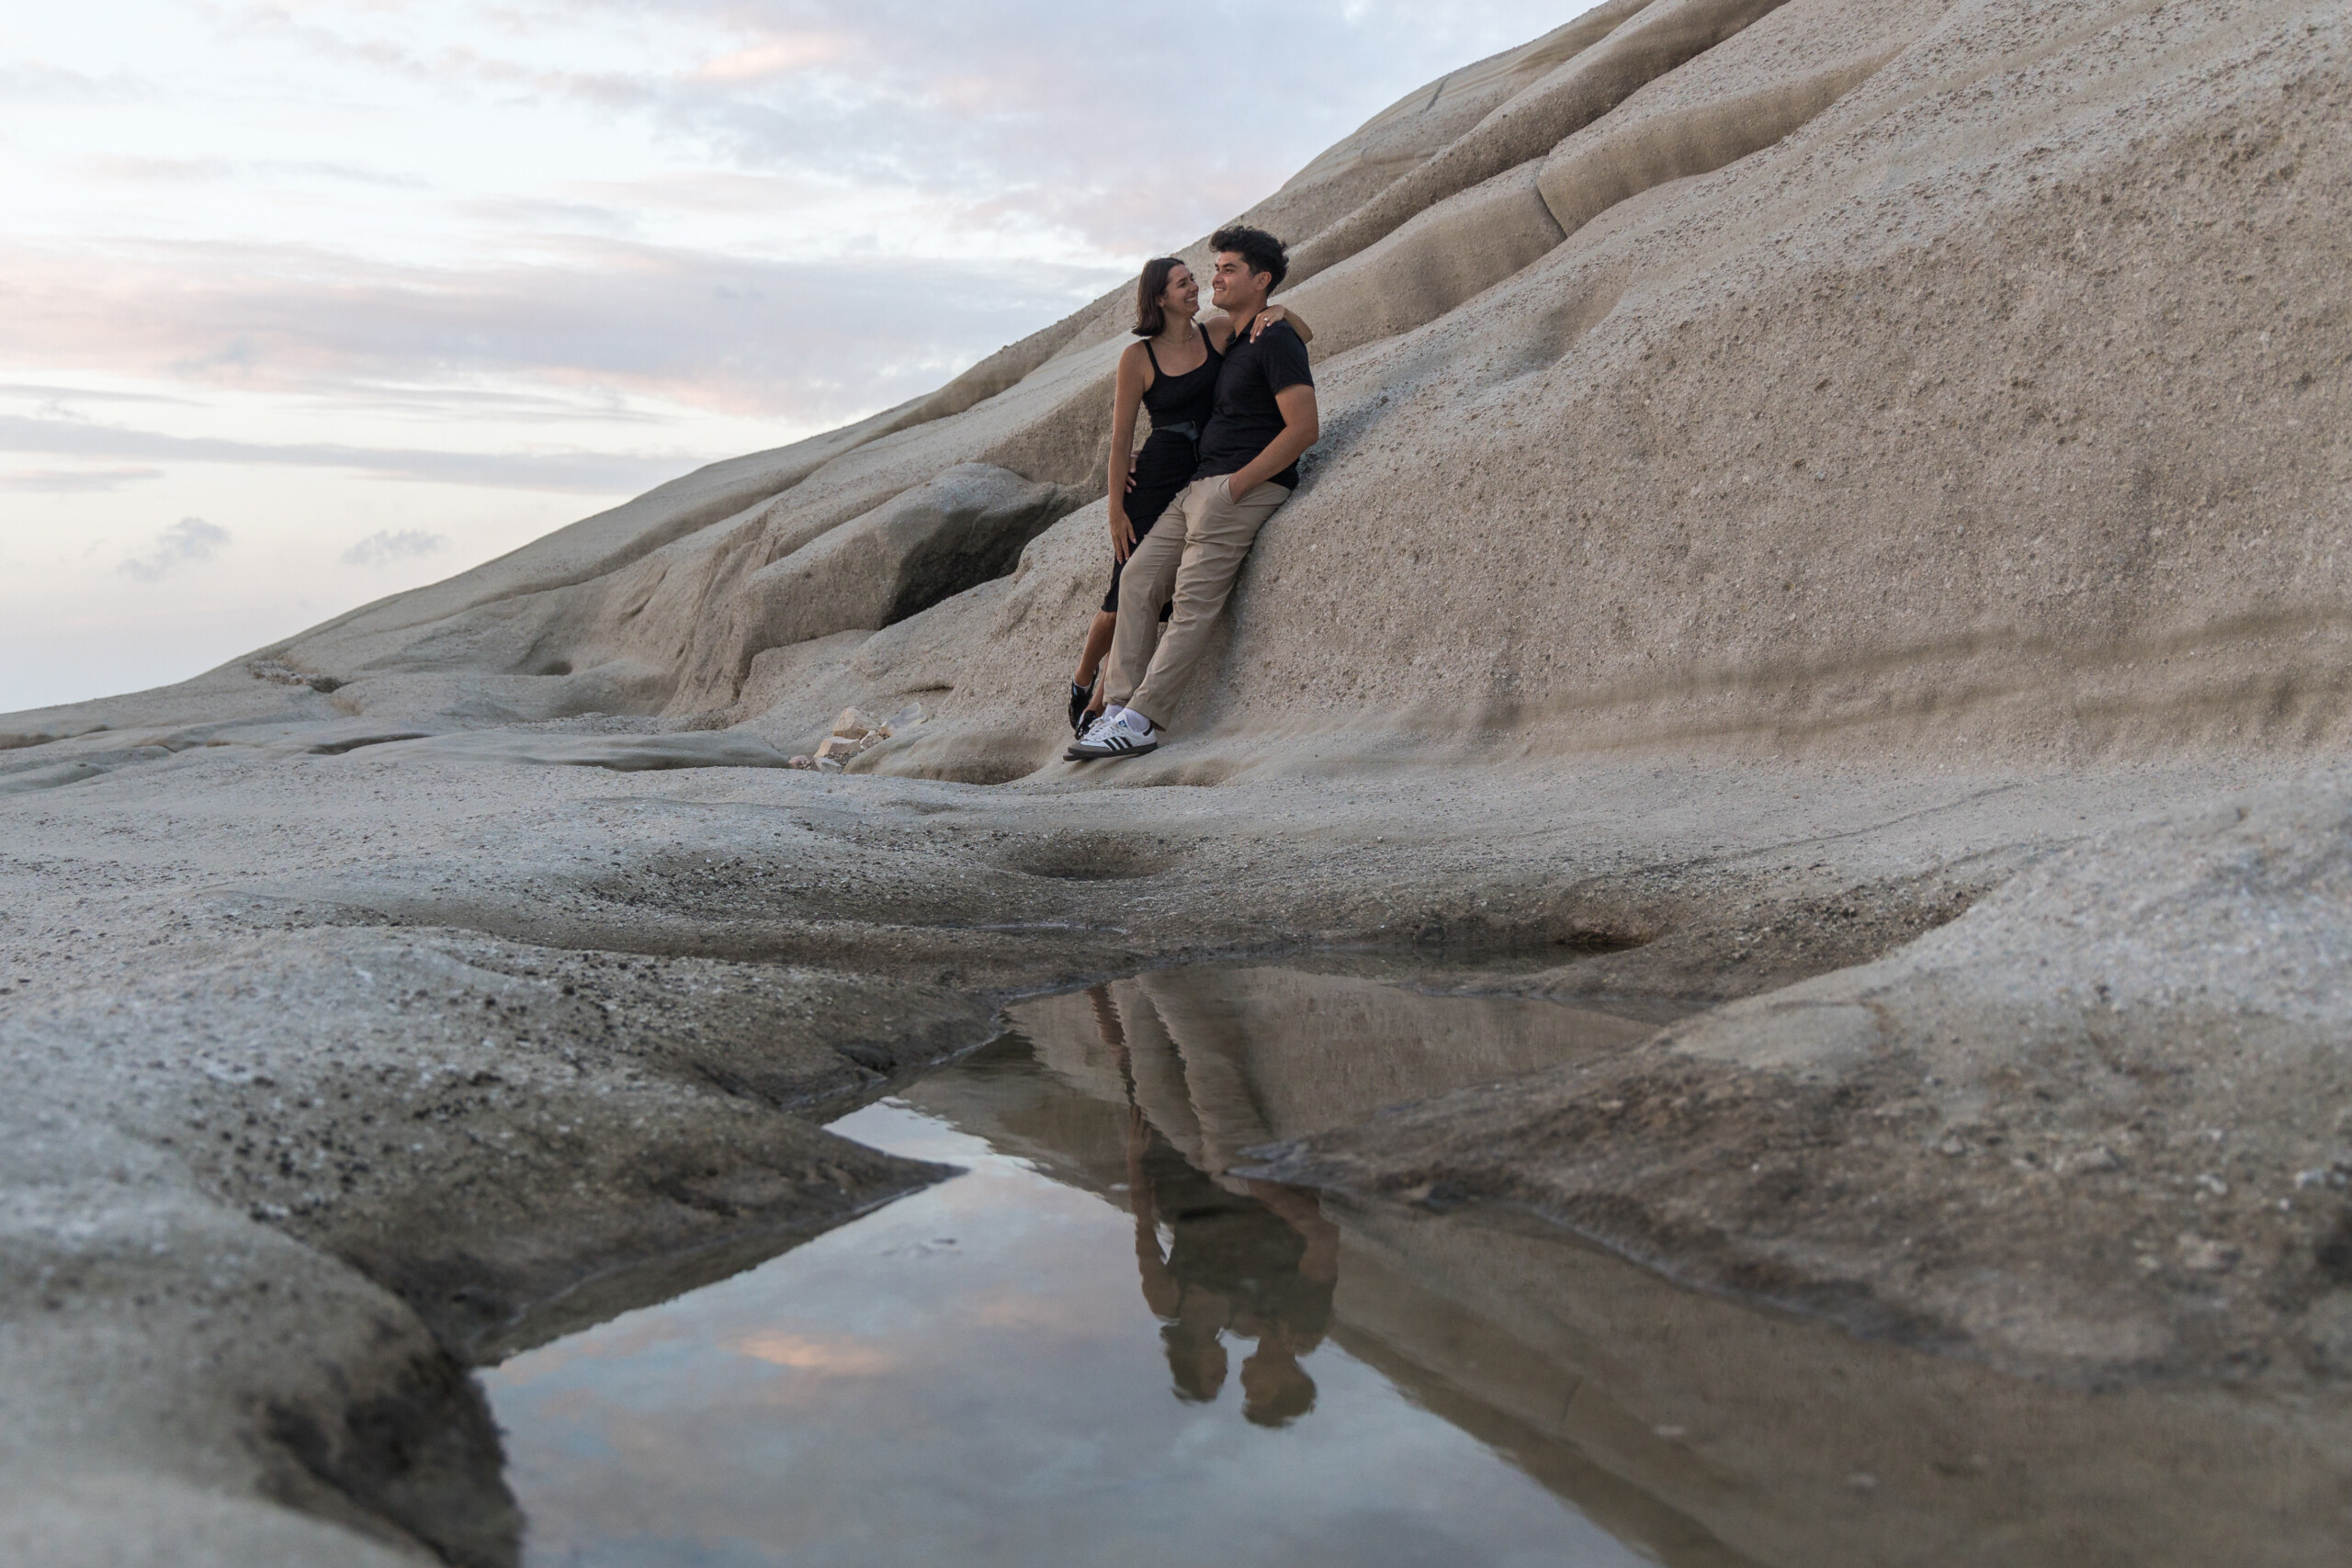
xmin=1088 ymin=981 xmax=1340 ymax=1427
xmin=1065 ymin=226 xmax=1319 ymax=761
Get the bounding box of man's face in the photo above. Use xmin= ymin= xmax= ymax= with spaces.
xmin=1210 ymin=250 xmax=1269 ymax=310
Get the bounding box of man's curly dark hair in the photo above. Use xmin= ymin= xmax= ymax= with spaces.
xmin=1209 ymin=225 xmax=1288 ymax=292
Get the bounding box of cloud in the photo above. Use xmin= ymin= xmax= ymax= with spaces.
xmin=601 ymin=1 xmax=1599 ymax=250
xmin=0 ymin=413 xmax=700 ymax=494
xmin=119 ymin=516 xmax=232 ymax=582
xmin=689 ymin=33 xmax=855 ymax=84
xmin=0 ymin=63 xmax=128 ymax=104
xmin=0 ymin=237 xmax=1123 ymax=423
xmin=322 ymin=385 xmax=680 ymax=425
xmin=77 ymin=153 xmax=242 ymax=185
xmin=0 ymin=383 xmax=200 ymax=408
xmin=0 ymin=465 xmax=164 ymax=493
xmin=728 ymin=1330 xmax=894 ymax=1375
xmin=212 ymin=0 xmax=1589 ymax=260
xmin=447 ymin=196 xmax=639 ymax=235
xmin=74 ymin=153 xmax=428 ymax=190
xmin=342 ymin=528 xmax=447 ymax=566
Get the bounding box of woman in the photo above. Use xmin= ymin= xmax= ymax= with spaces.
xmin=1067 ymin=258 xmax=1312 ymax=733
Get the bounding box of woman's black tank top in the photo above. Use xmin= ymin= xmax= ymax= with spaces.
xmin=1134 ymin=329 xmax=1222 ymax=489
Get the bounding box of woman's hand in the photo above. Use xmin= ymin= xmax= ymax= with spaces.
xmin=1251 ymin=304 xmax=1314 ymax=344
xmin=1109 ymin=507 xmax=1136 ymax=563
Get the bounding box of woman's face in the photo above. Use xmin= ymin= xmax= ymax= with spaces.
xmin=1159 ymin=264 xmax=1199 ymax=322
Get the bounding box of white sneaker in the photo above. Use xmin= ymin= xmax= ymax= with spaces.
xmin=1067 ymin=707 xmax=1159 ymax=761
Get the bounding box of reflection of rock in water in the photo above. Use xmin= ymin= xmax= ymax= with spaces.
xmin=1327 ymin=1199 xmax=2352 ymax=1568
xmin=913 ymin=965 xmax=1651 ymax=1431
xmin=1016 ymin=964 xmax=1656 ymax=1163
xmin=903 ymin=966 xmax=2352 ymax=1568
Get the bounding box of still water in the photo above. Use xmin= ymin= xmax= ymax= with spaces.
xmin=484 ymin=965 xmax=2352 ymax=1568
xmin=484 ymin=968 xmax=1661 ymax=1567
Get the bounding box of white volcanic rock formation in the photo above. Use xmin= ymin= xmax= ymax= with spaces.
xmin=17 ymin=0 xmax=2346 ymax=783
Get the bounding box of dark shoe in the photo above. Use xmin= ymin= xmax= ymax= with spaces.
xmin=1068 ymin=679 xmax=1095 ymax=737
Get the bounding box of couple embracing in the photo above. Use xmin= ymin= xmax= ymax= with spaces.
xmin=1065 ymin=225 xmax=1319 ymax=761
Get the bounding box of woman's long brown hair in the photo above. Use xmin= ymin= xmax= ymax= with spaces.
xmin=1132 ymin=256 xmax=1184 ymax=338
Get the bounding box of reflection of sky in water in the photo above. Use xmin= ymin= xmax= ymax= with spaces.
xmin=485 ymin=1099 xmax=1649 ymax=1568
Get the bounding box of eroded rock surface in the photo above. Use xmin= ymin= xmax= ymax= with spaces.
xmin=1257 ymin=773 xmax=2352 ymax=1385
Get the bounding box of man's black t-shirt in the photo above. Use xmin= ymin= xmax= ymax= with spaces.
xmin=1192 ymin=316 xmax=1313 ymax=489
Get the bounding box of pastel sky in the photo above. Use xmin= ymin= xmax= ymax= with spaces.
xmin=0 ymin=1 xmax=1587 ymax=714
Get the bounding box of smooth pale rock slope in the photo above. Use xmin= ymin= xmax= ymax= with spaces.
xmin=5 ymin=1 xmax=2352 ymax=1563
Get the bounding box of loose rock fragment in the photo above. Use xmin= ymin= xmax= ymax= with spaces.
xmin=2062 ymin=1146 xmax=2120 ymax=1176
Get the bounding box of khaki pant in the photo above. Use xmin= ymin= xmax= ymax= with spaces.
xmin=1105 ymin=475 xmax=1290 ymax=726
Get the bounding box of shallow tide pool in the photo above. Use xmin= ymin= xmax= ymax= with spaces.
xmin=481 ymin=964 xmax=2343 ymax=1568
xmin=484 ymin=967 xmax=1665 ymax=1567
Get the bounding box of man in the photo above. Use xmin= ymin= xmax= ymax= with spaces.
xmin=1069 ymin=225 xmax=1318 ymax=761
